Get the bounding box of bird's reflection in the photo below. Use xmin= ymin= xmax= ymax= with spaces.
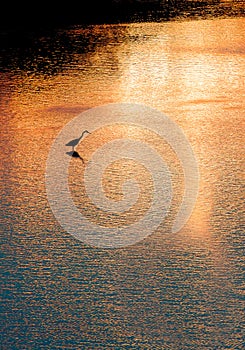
xmin=66 ymin=151 xmax=85 ymax=163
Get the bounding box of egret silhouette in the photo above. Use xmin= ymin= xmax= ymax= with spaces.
xmin=65 ymin=130 xmax=90 ymax=151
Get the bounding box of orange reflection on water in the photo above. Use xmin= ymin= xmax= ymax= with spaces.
xmin=1 ymin=18 xmax=244 ymax=349
xmin=2 ymin=17 xmax=244 ymax=244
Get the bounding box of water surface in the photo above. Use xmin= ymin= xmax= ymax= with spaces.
xmin=1 ymin=17 xmax=245 ymax=349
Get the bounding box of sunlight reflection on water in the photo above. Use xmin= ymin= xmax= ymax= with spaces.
xmin=1 ymin=17 xmax=244 ymax=349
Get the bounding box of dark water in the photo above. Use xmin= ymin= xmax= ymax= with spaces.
xmin=1 ymin=16 xmax=245 ymax=349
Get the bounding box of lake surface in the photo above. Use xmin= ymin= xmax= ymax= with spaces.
xmin=1 ymin=17 xmax=245 ymax=349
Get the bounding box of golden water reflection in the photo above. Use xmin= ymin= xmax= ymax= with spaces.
xmin=4 ymin=18 xmax=244 ymax=241
xmin=1 ymin=17 xmax=244 ymax=349
xmin=69 ymin=124 xmax=184 ymax=228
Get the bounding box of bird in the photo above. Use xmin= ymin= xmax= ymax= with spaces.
xmin=65 ymin=130 xmax=90 ymax=151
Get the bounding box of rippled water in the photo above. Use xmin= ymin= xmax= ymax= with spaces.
xmin=1 ymin=18 xmax=245 ymax=349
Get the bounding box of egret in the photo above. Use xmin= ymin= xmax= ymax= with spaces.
xmin=65 ymin=130 xmax=90 ymax=151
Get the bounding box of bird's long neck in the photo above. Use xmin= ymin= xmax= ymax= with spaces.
xmin=79 ymin=131 xmax=88 ymax=141
xmin=79 ymin=133 xmax=84 ymax=141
